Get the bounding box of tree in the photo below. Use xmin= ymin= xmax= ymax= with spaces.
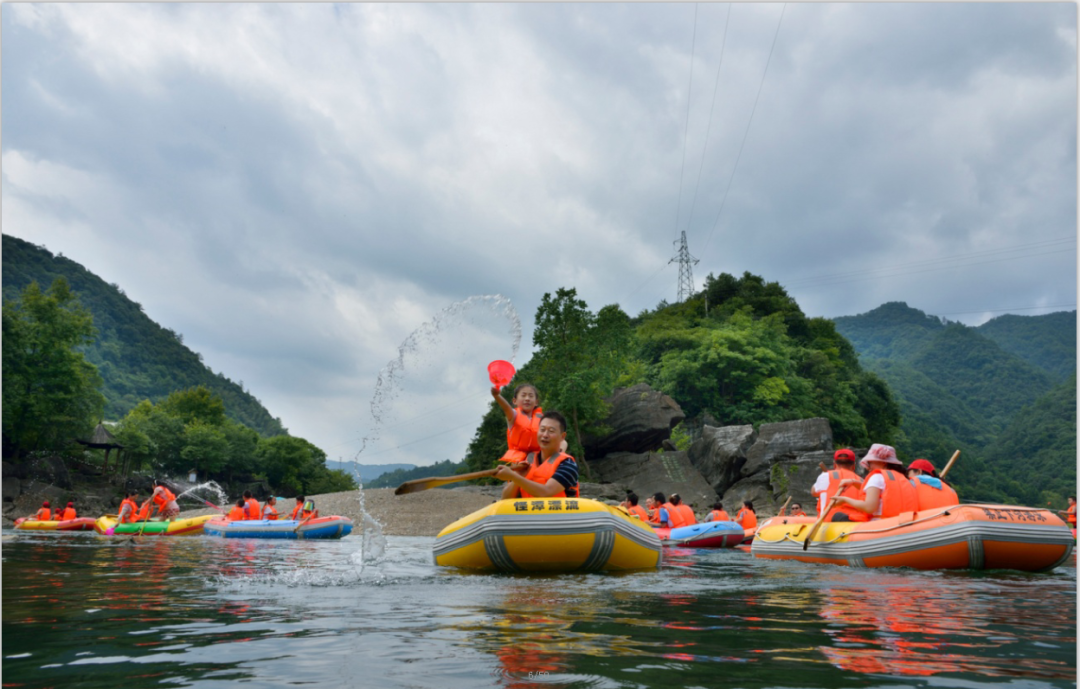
xmin=160 ymin=386 xmax=227 ymax=426
xmin=2 ymin=278 xmax=105 ymax=458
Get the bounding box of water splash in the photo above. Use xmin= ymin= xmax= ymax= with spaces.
xmin=170 ymin=480 xmax=229 ymax=512
xmin=352 ymin=294 xmax=522 ymax=568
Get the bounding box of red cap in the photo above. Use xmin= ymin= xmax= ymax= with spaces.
xmin=42 ymin=501 xmax=50 ymax=507
xmin=907 ymin=459 xmax=937 ymax=477
xmin=834 ymin=449 xmax=856 ymax=462
xmin=67 ymin=502 xmax=74 ymax=507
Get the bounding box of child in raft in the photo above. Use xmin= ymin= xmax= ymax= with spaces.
xmin=491 ymin=382 xmax=568 ymax=470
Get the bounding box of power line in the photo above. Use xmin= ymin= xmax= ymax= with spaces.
xmin=672 ymin=4 xmax=700 ymax=243
xmin=699 ymin=3 xmax=787 ymax=256
xmin=683 ymin=3 xmax=732 ymax=239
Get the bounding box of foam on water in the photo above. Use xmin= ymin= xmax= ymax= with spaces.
xmin=351 ymin=294 xmax=522 ymax=569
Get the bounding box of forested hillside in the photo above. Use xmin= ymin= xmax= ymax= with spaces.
xmin=834 ymin=302 xmax=1076 ymax=504
xmin=2 ymin=235 xmax=285 ymax=436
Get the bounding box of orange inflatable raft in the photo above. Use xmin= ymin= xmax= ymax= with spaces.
xmin=751 ymin=504 xmax=1073 ymax=572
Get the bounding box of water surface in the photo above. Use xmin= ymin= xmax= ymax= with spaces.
xmin=2 ymin=532 xmax=1075 ymax=688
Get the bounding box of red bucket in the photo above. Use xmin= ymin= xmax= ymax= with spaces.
xmin=487 ymin=360 xmax=516 ymax=389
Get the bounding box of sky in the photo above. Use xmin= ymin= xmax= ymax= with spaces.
xmin=3 ymin=3 xmax=1076 ymax=468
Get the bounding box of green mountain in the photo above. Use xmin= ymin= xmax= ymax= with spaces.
xmin=2 ymin=234 xmax=285 ymax=436
xmin=977 ymin=311 xmax=1076 ymax=382
xmin=324 ymin=461 xmax=415 ymax=482
xmin=834 ymin=302 xmax=1075 ymax=503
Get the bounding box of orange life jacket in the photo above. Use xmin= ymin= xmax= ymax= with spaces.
xmin=1067 ymin=505 xmax=1077 ymax=527
xmin=292 ymin=503 xmax=303 ymax=520
xmin=500 ymin=406 xmax=543 ymax=463
xmin=819 ymin=468 xmax=862 ymax=515
xmin=118 ymin=498 xmax=139 ymax=523
xmin=674 ymin=504 xmax=697 ymax=526
xmin=861 ymin=469 xmax=919 ymax=519
xmin=627 ymin=505 xmax=649 ymax=521
xmin=646 ymin=507 xmax=661 ymax=524
xmin=228 ymin=506 xmax=246 ymax=521
xmin=790 ymin=509 xmax=807 ymax=517
xmin=522 ymin=452 xmax=578 ymax=498
xmin=707 ymin=509 xmax=730 ymax=522
xmin=153 ymin=487 xmax=177 ymax=508
xmin=245 ymin=498 xmax=261 ymax=520
xmin=52 ymin=510 xmax=63 ymax=521
xmin=136 ymin=501 xmax=153 ymax=521
xmin=735 ymin=508 xmax=757 ymax=531
xmin=911 ymin=477 xmax=960 ymax=511
xmin=659 ymin=502 xmax=683 ymax=528
xmin=61 ymin=507 xmax=77 ymax=521
xmin=263 ymin=504 xmax=278 ymax=520
xmin=35 ymin=507 xmax=52 ymax=521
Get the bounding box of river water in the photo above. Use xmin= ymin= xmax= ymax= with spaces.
xmin=2 ymin=531 xmax=1075 ymax=689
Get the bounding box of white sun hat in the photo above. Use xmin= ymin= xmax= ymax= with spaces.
xmin=859 ymin=443 xmax=904 ymax=470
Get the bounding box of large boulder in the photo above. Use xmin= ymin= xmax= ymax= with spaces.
xmin=19 ymin=456 xmax=74 ymax=490
xmin=3 ymin=476 xmax=21 ymax=503
xmin=582 ymin=384 xmax=685 ymax=458
xmin=740 ymin=418 xmax=833 ymax=478
xmin=688 ymin=424 xmax=755 ymax=496
xmin=589 ymin=450 xmax=718 ymax=512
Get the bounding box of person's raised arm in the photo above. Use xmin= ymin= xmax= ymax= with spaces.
xmin=491 ymin=386 xmax=516 ymax=426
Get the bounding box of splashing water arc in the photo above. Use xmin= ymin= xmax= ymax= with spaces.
xmin=351 ymin=295 xmax=522 ymax=567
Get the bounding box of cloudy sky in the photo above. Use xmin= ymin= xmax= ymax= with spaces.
xmin=3 ymin=3 xmax=1076 ymax=468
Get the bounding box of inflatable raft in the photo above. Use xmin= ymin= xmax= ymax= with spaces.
xmin=654 ymin=521 xmax=744 ymax=548
xmin=751 ymin=504 xmax=1074 ymax=572
xmin=13 ymin=517 xmax=96 ymax=531
xmin=434 ymin=497 xmax=661 ymax=573
xmin=202 ymin=516 xmax=353 ymax=539
xmin=94 ymin=514 xmax=215 ymax=537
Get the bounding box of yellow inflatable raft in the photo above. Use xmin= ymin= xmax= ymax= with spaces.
xmin=434 ymin=497 xmax=661 ymax=573
xmin=94 ymin=514 xmax=215 ymax=537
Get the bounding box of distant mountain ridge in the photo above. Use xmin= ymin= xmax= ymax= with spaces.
xmin=833 ymin=302 xmax=1076 ymax=504
xmin=2 ymin=234 xmax=286 ymax=436
xmin=324 ymin=461 xmax=415 ymax=482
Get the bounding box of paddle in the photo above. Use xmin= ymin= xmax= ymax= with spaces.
xmin=803 ymin=495 xmax=841 ymax=551
xmin=394 ymin=468 xmax=499 ymax=496
xmin=776 ymin=495 xmax=792 ymax=517
xmin=938 ymin=450 xmax=961 ymax=479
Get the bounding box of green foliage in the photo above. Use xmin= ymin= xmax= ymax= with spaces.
xmin=2 ymin=235 xmax=285 ymax=436
xmin=365 ymin=459 xmax=468 ymax=489
xmin=977 ymin=311 xmax=1076 ymax=382
xmin=2 ymin=278 xmax=106 ymax=457
xmin=669 ymin=422 xmax=692 ymax=452
xmin=253 ymin=435 xmax=356 ymax=495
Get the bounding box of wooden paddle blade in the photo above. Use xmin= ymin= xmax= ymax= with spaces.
xmin=394 ymin=468 xmax=498 ymax=496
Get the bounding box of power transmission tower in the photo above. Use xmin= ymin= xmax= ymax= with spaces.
xmin=669 ymin=231 xmax=699 ymax=303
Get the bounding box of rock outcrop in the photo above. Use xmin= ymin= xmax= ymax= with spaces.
xmin=582 ymin=384 xmax=685 ymax=458
xmin=589 ymin=450 xmax=718 ymax=511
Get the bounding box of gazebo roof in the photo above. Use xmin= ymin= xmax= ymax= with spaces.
xmin=77 ymin=422 xmax=123 ymax=449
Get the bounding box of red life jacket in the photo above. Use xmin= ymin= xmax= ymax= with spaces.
xmin=35 ymin=507 xmax=52 ymax=521
xmin=61 ymin=507 xmax=77 ymax=521
xmin=628 ymin=505 xmax=649 ymax=521
xmin=735 ymin=508 xmax=757 ymax=531
xmin=522 ymin=451 xmax=577 ymax=498
xmin=228 ymin=506 xmax=246 ymax=521
xmin=118 ymin=499 xmax=138 ymax=523
xmin=860 ymin=469 xmax=919 ymax=519
xmin=500 ymin=406 xmax=543 ymax=463
xmin=263 ymin=504 xmax=278 ymax=520
xmin=707 ymin=509 xmax=730 ymax=522
xmin=911 ymin=477 xmax=960 ymax=510
xmin=245 ymin=498 xmax=261 ymax=520
xmin=674 ymin=504 xmax=697 ymax=526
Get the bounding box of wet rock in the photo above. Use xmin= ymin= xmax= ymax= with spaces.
xmin=3 ymin=476 xmax=21 ymax=503
xmin=582 ymin=384 xmax=685 ymax=458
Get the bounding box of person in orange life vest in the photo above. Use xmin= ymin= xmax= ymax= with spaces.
xmin=643 ymin=494 xmax=669 ymax=527
xmin=812 ymin=448 xmax=865 ymax=519
xmin=705 ymin=501 xmax=730 ymax=522
xmin=242 ymin=491 xmax=261 ymax=520
xmin=669 ymin=493 xmax=697 ymax=526
xmin=33 ymin=501 xmax=52 ymax=522
xmin=291 ymin=496 xmax=317 ymax=520
xmin=735 ymin=500 xmax=757 ymax=531
xmin=59 ymin=502 xmax=77 ymax=521
xmin=52 ymin=507 xmax=64 ymax=520
xmin=117 ymin=491 xmax=142 ymax=524
xmin=833 ymin=444 xmax=918 ymax=521
xmin=150 ymin=479 xmax=180 ymax=520
xmin=492 ymin=383 xmax=569 ymax=465
xmin=262 ymin=496 xmax=279 ymax=520
xmin=624 ymin=493 xmax=649 ymax=521
xmin=787 ymin=503 xmax=808 ymax=517
xmin=494 ymin=411 xmax=579 ymax=499
xmin=1066 ymin=496 xmax=1077 ymax=528
xmin=905 ymin=459 xmax=959 ymax=510
xmin=227 ymin=498 xmax=246 ymax=521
